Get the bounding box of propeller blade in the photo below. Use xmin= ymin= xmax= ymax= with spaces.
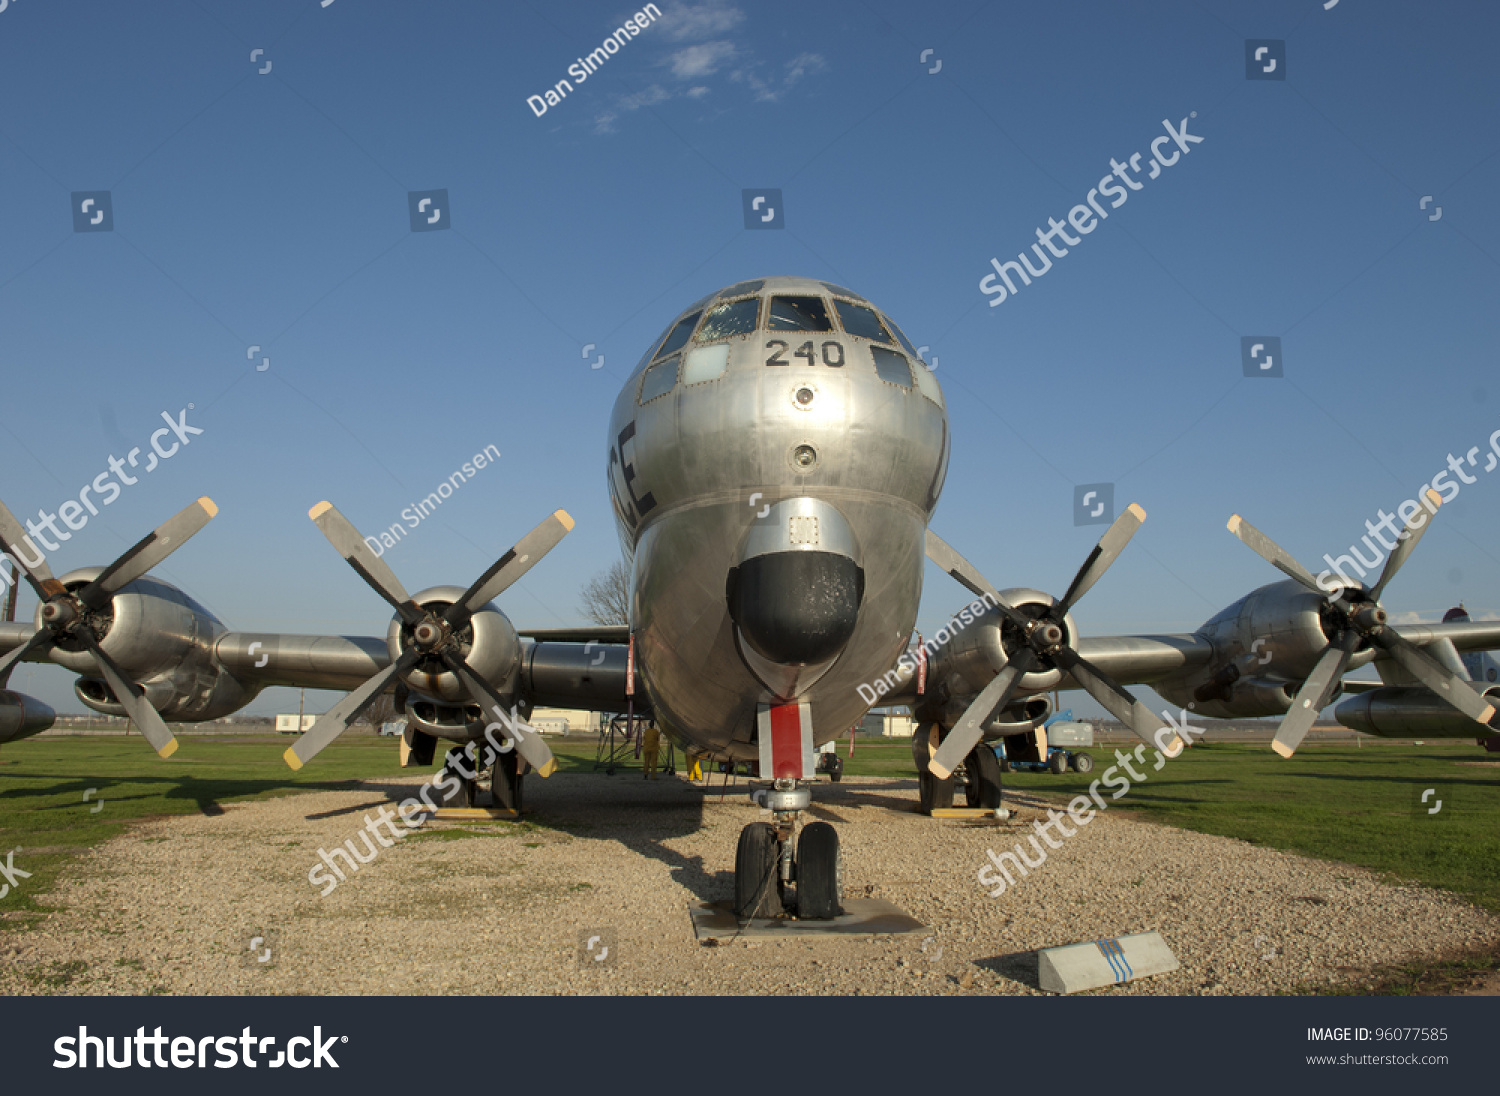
xmin=924 ymin=530 xmax=1030 ymax=630
xmin=0 ymin=499 xmax=64 ymax=599
xmin=928 ymin=649 xmax=1036 ymax=779
xmin=0 ymin=629 xmax=54 ymax=687
xmin=308 ymin=501 xmax=425 ymax=626
xmin=1053 ymin=647 xmax=1180 ymax=754
xmin=1375 ymin=629 xmax=1496 ymax=726
xmin=1226 ymin=515 xmax=1323 ymax=594
xmin=78 ymin=497 xmax=218 ymax=610
xmin=1272 ymin=638 xmax=1355 ymax=758
xmin=443 ymin=511 xmax=574 ymax=629
xmin=1370 ymin=489 xmax=1441 ymax=601
xmin=283 ymin=651 xmax=415 ymax=771
xmin=81 ymin=635 xmax=178 ymax=758
xmin=439 ymin=652 xmax=557 ymax=777
xmin=1058 ymin=503 xmax=1146 ymax=614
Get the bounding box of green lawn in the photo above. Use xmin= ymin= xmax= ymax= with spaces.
xmin=1 ymin=732 xmax=1496 ymax=928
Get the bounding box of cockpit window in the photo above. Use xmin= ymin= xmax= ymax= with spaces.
xmin=887 ymin=319 xmax=922 ymax=361
xmin=821 ymin=282 xmax=864 ymax=300
xmin=639 ymin=355 xmax=679 ymax=403
xmin=870 ymin=346 xmax=912 ymax=388
xmin=696 ymin=298 xmax=760 ymax=341
xmin=719 ymin=279 xmax=764 ymax=298
xmin=653 ymin=311 xmax=702 ymax=361
xmin=767 ymin=296 xmax=832 ymax=332
xmin=833 ymin=300 xmax=894 ymax=344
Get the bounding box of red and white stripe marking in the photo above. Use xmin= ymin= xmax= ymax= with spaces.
xmin=758 ymin=702 xmax=815 ymax=780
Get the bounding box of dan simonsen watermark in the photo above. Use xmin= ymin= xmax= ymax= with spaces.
xmin=858 ymin=592 xmax=1000 ymax=705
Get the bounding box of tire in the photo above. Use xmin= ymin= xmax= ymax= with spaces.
xmin=912 ymin=724 xmax=954 ymax=814
xmin=964 ymin=745 xmax=1004 ymax=809
xmin=491 ymin=747 xmax=523 ymax=813
xmin=734 ymin=822 xmax=783 ymax=919
xmin=1071 ymin=751 xmax=1095 ymax=774
xmin=1049 ymin=750 xmax=1069 ymax=775
xmin=828 ymin=758 xmax=843 ymax=783
xmin=796 ymin=821 xmax=842 ymax=919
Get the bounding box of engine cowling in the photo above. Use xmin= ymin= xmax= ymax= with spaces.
xmin=52 ymin=568 xmax=257 ymax=722
xmin=927 ymin=587 xmax=1074 ymax=700
xmin=387 ymin=586 xmax=521 ymax=731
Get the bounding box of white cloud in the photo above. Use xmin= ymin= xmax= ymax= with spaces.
xmin=587 ymin=3 xmax=824 ymax=134
xmin=661 ymin=0 xmax=745 ymax=41
xmin=668 ymin=40 xmax=736 ymax=78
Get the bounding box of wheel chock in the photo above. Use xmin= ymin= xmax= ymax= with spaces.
xmin=1038 ymin=931 xmax=1179 ymax=994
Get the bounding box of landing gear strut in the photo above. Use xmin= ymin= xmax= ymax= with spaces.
xmin=733 ymin=779 xmax=842 ymax=920
xmin=913 ymin=724 xmax=1002 ymax=814
xmin=437 ymin=742 xmax=527 ymax=812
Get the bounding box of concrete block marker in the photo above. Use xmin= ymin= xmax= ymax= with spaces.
xmin=1038 ymin=931 xmax=1179 ymax=993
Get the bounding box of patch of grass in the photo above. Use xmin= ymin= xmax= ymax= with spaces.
xmin=25 ymin=959 xmax=89 ymax=989
xmin=987 ymin=741 xmax=1500 ymax=913
xmin=1297 ymin=948 xmax=1500 ymax=996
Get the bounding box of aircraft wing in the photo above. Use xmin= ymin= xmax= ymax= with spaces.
xmin=1389 ymin=619 xmax=1500 ymax=653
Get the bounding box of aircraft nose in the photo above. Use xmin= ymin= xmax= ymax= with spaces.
xmin=728 ymin=498 xmax=864 ymax=668
xmin=729 ymin=550 xmax=864 ymax=665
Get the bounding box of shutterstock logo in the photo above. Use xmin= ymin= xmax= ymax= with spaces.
xmin=54 ymin=1026 xmax=345 ymax=1069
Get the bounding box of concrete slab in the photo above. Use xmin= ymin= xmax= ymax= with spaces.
xmin=689 ymin=898 xmax=925 ymax=941
xmin=1038 ymin=931 xmax=1179 ymax=994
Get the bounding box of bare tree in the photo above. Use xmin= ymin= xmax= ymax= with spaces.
xmin=579 ymin=559 xmax=630 ymax=625
xmin=355 ymin=692 xmax=401 ymax=733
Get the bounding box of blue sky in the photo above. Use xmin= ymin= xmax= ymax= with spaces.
xmin=2 ymin=0 xmax=1497 ymax=718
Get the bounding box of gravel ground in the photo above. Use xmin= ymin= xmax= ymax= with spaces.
xmin=2 ymin=772 xmax=1495 ymax=996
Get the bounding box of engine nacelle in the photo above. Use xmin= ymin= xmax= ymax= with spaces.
xmin=928 ymin=588 xmax=1074 ymax=700
xmin=1336 ymin=685 xmax=1500 ymax=739
xmin=0 ymin=690 xmax=55 ymax=744
xmin=51 ymin=568 xmax=259 ymax=722
xmin=1157 ymin=579 xmax=1372 ymax=718
xmin=387 ymin=585 xmax=521 ymax=712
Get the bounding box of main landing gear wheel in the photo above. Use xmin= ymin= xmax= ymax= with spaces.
xmin=439 ymin=746 xmax=477 ymax=808
xmin=734 ymin=822 xmax=784 ymax=919
xmin=913 ymin=723 xmax=953 ymax=814
xmin=796 ymin=821 xmax=842 ymax=919
xmin=963 ymin=744 xmax=1004 ymax=809
xmin=491 ymin=747 xmax=523 ymax=813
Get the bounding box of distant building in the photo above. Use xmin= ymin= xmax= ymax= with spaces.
xmin=275 ymin=714 xmax=317 ymax=733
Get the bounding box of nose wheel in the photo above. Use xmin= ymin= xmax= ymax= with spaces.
xmin=733 ymin=780 xmax=843 ymax=920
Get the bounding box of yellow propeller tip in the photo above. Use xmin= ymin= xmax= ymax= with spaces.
xmin=283 ymin=747 xmax=305 ymax=771
xmin=537 ymin=758 xmax=558 ymax=778
xmin=928 ymin=762 xmax=952 ymax=780
xmin=197 ymin=497 xmax=219 ymax=518
xmin=1127 ymin=503 xmax=1146 ymax=521
xmin=1271 ymin=740 xmax=1296 ymax=759
xmin=1424 ymin=487 xmax=1442 ymax=510
xmin=1226 ymin=515 xmax=1242 ymax=533
xmin=308 ymin=501 xmax=333 ymax=521
xmin=554 ymin=510 xmax=575 ymax=532
xmin=1479 ymin=704 xmax=1495 ymax=725
xmin=158 ymin=738 xmax=179 ymax=759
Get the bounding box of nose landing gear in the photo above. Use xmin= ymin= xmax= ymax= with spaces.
xmin=733 ymin=779 xmax=843 ymax=920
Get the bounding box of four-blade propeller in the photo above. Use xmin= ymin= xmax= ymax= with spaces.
xmin=1227 ymin=489 xmax=1495 ymax=757
xmin=283 ymin=503 xmax=573 ymax=775
xmin=0 ymin=495 xmax=218 ymax=757
xmin=924 ymin=504 xmax=1181 ymax=780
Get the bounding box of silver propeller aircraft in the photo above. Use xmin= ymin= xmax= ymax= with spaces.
xmin=2 ymin=275 xmax=1498 ymax=919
